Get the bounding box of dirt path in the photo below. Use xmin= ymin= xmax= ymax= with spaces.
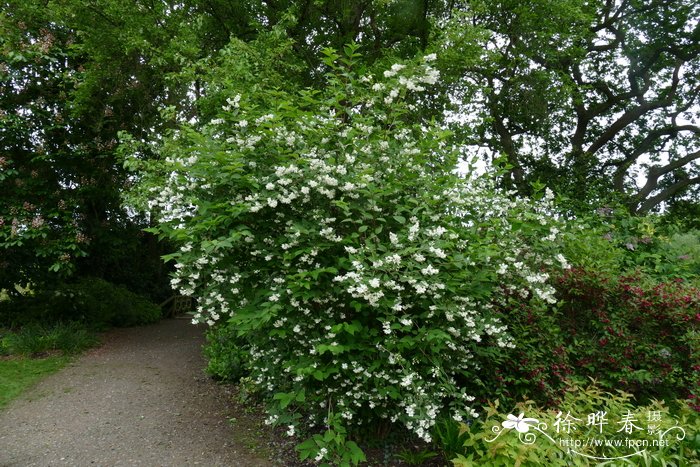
xmin=0 ymin=318 xmax=273 ymax=467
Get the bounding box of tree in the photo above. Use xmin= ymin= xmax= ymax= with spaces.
xmin=0 ymin=1 xmax=87 ymax=288
xmin=441 ymin=0 xmax=700 ymax=213
xmin=0 ymin=0 xmax=193 ymax=295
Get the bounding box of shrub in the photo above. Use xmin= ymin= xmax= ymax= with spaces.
xmin=128 ymin=45 xmax=571 ymax=463
xmin=559 ymin=207 xmax=700 ymax=283
xmin=659 ymin=230 xmax=700 ymax=278
xmin=203 ymin=322 xmax=250 ymax=381
xmin=477 ymin=289 xmax=573 ymax=407
xmin=451 ymin=386 xmax=700 ymax=466
xmin=557 ymin=269 xmax=699 ymax=405
xmin=0 ymin=330 xmax=10 ymax=356
xmin=474 ymin=210 xmax=700 ymax=410
xmin=478 ymin=267 xmax=700 ymax=411
xmin=1 ymin=322 xmax=99 ymax=356
xmin=0 ymin=277 xmax=161 ymax=329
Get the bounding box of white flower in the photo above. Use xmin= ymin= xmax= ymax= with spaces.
xmin=426 ymin=226 xmax=447 ymax=238
xmin=502 ymin=413 xmax=539 ymax=433
xmin=226 ymin=95 xmax=241 ymax=108
xmin=385 ymin=254 xmax=401 ymax=265
xmin=428 ymin=246 xmax=446 ymax=259
xmin=422 ymin=67 xmax=440 ymax=85
xmin=424 ymin=53 xmax=437 ymax=62
xmin=314 ymin=447 xmax=328 ymax=462
xmin=556 ymin=253 xmax=571 ymax=269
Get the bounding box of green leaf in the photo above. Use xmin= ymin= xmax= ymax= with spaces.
xmin=273 ymin=392 xmax=295 ymax=409
xmin=323 ymin=429 xmax=335 ymax=443
xmin=346 ymin=441 xmax=366 ymax=464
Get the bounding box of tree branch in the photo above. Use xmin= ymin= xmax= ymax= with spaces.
xmin=635 ymin=149 xmax=700 ymax=201
xmin=586 ymin=102 xmax=655 ymax=155
xmin=635 ymin=175 xmax=700 ymax=214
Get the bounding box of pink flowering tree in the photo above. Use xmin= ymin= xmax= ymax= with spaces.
xmin=127 ymin=45 xmax=569 ymax=464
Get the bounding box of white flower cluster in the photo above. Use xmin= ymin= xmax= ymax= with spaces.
xmin=147 ymin=54 xmax=569 ymax=447
xmin=374 ymin=59 xmax=441 ymax=104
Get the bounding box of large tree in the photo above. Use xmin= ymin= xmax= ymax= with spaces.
xmin=3 ymin=0 xmax=697 ymax=295
xmin=0 ymin=0 xmax=196 ymax=294
xmin=441 ymin=0 xmax=700 ymax=213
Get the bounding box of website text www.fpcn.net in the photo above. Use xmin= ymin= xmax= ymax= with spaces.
xmin=559 ymin=438 xmax=669 ymax=449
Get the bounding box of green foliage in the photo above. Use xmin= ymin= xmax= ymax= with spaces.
xmin=433 ymin=417 xmax=470 ymax=461
xmin=0 ymin=322 xmax=98 ymax=356
xmin=394 ymin=448 xmax=438 ymax=465
xmin=558 ymin=269 xmax=699 ymax=405
xmin=468 ymin=205 xmax=700 ymax=411
xmin=296 ymin=413 xmax=367 ymax=466
xmin=451 ymin=387 xmax=700 ymax=467
xmin=478 ymin=266 xmax=699 ymax=409
xmin=131 ymin=43 xmax=571 ymax=463
xmin=0 ymin=0 xmax=177 ymax=296
xmin=659 ymin=230 xmax=700 ymax=278
xmin=440 ymin=0 xmax=700 ymax=213
xmin=0 ymin=278 xmax=161 ymax=329
xmin=561 ymin=207 xmax=700 ymax=282
xmin=203 ymin=322 xmax=250 ymax=382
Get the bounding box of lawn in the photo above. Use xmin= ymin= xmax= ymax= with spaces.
xmin=0 ymin=356 xmax=70 ymax=409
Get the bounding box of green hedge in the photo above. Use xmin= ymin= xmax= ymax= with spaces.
xmin=0 ymin=277 xmax=161 ymax=329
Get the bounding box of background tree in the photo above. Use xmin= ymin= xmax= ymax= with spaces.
xmin=0 ymin=0 xmax=197 ymax=297
xmin=3 ymin=0 xmax=698 ymax=298
xmin=441 ymin=0 xmax=700 ymax=213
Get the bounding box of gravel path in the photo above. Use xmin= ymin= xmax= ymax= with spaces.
xmin=0 ymin=318 xmax=273 ymax=467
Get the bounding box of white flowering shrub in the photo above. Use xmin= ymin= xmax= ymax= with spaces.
xmin=127 ymin=46 xmax=568 ymax=464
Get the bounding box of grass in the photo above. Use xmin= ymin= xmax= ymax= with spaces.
xmin=0 ymin=356 xmax=70 ymax=408
xmin=0 ymin=322 xmax=100 ymax=409
xmin=1 ymin=322 xmax=99 ymax=356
